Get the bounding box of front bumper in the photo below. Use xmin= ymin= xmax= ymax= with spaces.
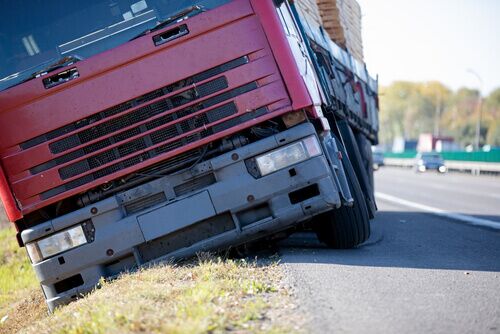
xmin=418 ymin=163 xmax=446 ymax=172
xmin=22 ymin=123 xmax=340 ymax=311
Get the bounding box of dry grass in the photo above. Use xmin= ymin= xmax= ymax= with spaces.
xmin=1 ymin=250 xmax=299 ymax=334
xmin=0 ymin=225 xmax=45 ymax=333
xmin=0 ymin=227 xmax=40 ymax=309
xmin=0 ymin=293 xmax=46 ymax=334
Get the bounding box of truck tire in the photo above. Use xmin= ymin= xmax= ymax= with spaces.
xmin=337 ymin=120 xmax=376 ymax=218
xmin=313 ymin=150 xmax=370 ymax=248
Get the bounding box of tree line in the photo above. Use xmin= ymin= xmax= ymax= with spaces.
xmin=379 ymin=81 xmax=500 ymax=148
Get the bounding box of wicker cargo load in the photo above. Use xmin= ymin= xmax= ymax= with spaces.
xmin=295 ymin=0 xmax=364 ymax=62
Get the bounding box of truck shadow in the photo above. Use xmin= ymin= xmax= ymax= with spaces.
xmin=278 ymin=211 xmax=500 ymax=272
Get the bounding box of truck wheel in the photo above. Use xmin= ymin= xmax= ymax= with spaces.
xmin=337 ymin=121 xmax=376 ymax=218
xmin=313 ymin=152 xmax=370 ymax=249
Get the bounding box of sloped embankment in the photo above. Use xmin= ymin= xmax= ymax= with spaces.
xmin=1 ymin=224 xmax=300 ymax=334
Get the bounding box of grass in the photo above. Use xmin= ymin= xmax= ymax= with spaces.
xmin=0 ymin=212 xmax=299 ymax=334
xmin=16 ymin=257 xmax=294 ymax=334
xmin=0 ymin=224 xmax=46 ymax=334
xmin=0 ymin=227 xmax=40 ymax=309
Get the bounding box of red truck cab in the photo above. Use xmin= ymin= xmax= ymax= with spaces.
xmin=0 ymin=0 xmax=378 ymax=311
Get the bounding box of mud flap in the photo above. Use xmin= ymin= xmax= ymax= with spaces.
xmin=320 ymin=132 xmax=353 ymax=206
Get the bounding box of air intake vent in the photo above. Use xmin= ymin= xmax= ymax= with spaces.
xmin=51 ymin=76 xmax=228 ymax=157
xmin=137 ymin=213 xmax=235 ymax=263
xmin=39 ymin=106 xmax=268 ymax=200
xmin=124 ymin=192 xmax=167 ymax=215
xmin=174 ymin=173 xmax=217 ymax=197
xmin=54 ymin=274 xmax=84 ymax=294
xmin=56 ymin=99 xmax=238 ymax=180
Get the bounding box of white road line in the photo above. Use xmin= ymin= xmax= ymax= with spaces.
xmin=375 ymin=192 xmax=500 ymax=230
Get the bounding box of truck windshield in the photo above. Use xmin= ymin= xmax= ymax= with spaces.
xmin=0 ymin=0 xmax=230 ymax=92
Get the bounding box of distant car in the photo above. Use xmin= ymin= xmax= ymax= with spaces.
xmin=372 ymin=151 xmax=384 ymax=170
xmin=415 ymin=152 xmax=447 ymax=173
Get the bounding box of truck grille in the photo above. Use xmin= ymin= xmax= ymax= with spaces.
xmin=56 ymin=98 xmax=237 ymax=180
xmin=24 ymin=56 xmax=274 ymax=201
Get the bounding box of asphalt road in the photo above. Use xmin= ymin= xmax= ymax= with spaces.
xmin=375 ymin=167 xmax=500 ymax=223
xmin=280 ymin=167 xmax=500 ymax=334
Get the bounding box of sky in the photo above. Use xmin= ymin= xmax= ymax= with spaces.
xmin=357 ymin=0 xmax=500 ymax=95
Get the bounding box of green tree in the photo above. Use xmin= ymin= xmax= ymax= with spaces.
xmin=379 ymin=83 xmax=500 ymax=148
xmin=486 ymin=120 xmax=500 ymax=146
xmin=484 ymin=88 xmax=500 ymax=146
xmin=440 ymin=87 xmax=480 ymax=147
xmin=379 ymin=81 xmax=451 ymax=145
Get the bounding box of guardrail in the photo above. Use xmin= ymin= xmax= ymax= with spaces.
xmin=442 ymin=151 xmax=500 ymax=163
xmin=383 ymin=158 xmax=500 ymax=175
xmin=384 ymin=150 xmax=500 ymax=163
xmin=443 ymin=161 xmax=500 ymax=175
xmin=383 ymin=158 xmax=414 ymax=168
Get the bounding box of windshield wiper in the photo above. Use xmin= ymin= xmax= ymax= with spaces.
xmin=131 ymin=5 xmax=205 ymax=40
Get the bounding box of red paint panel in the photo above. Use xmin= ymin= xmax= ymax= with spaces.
xmin=249 ymin=0 xmax=313 ymax=111
xmin=0 ymin=164 xmax=22 ymax=222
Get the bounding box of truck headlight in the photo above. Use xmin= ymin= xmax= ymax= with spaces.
xmin=26 ymin=225 xmax=88 ymax=264
xmin=255 ymin=136 xmax=321 ymax=176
